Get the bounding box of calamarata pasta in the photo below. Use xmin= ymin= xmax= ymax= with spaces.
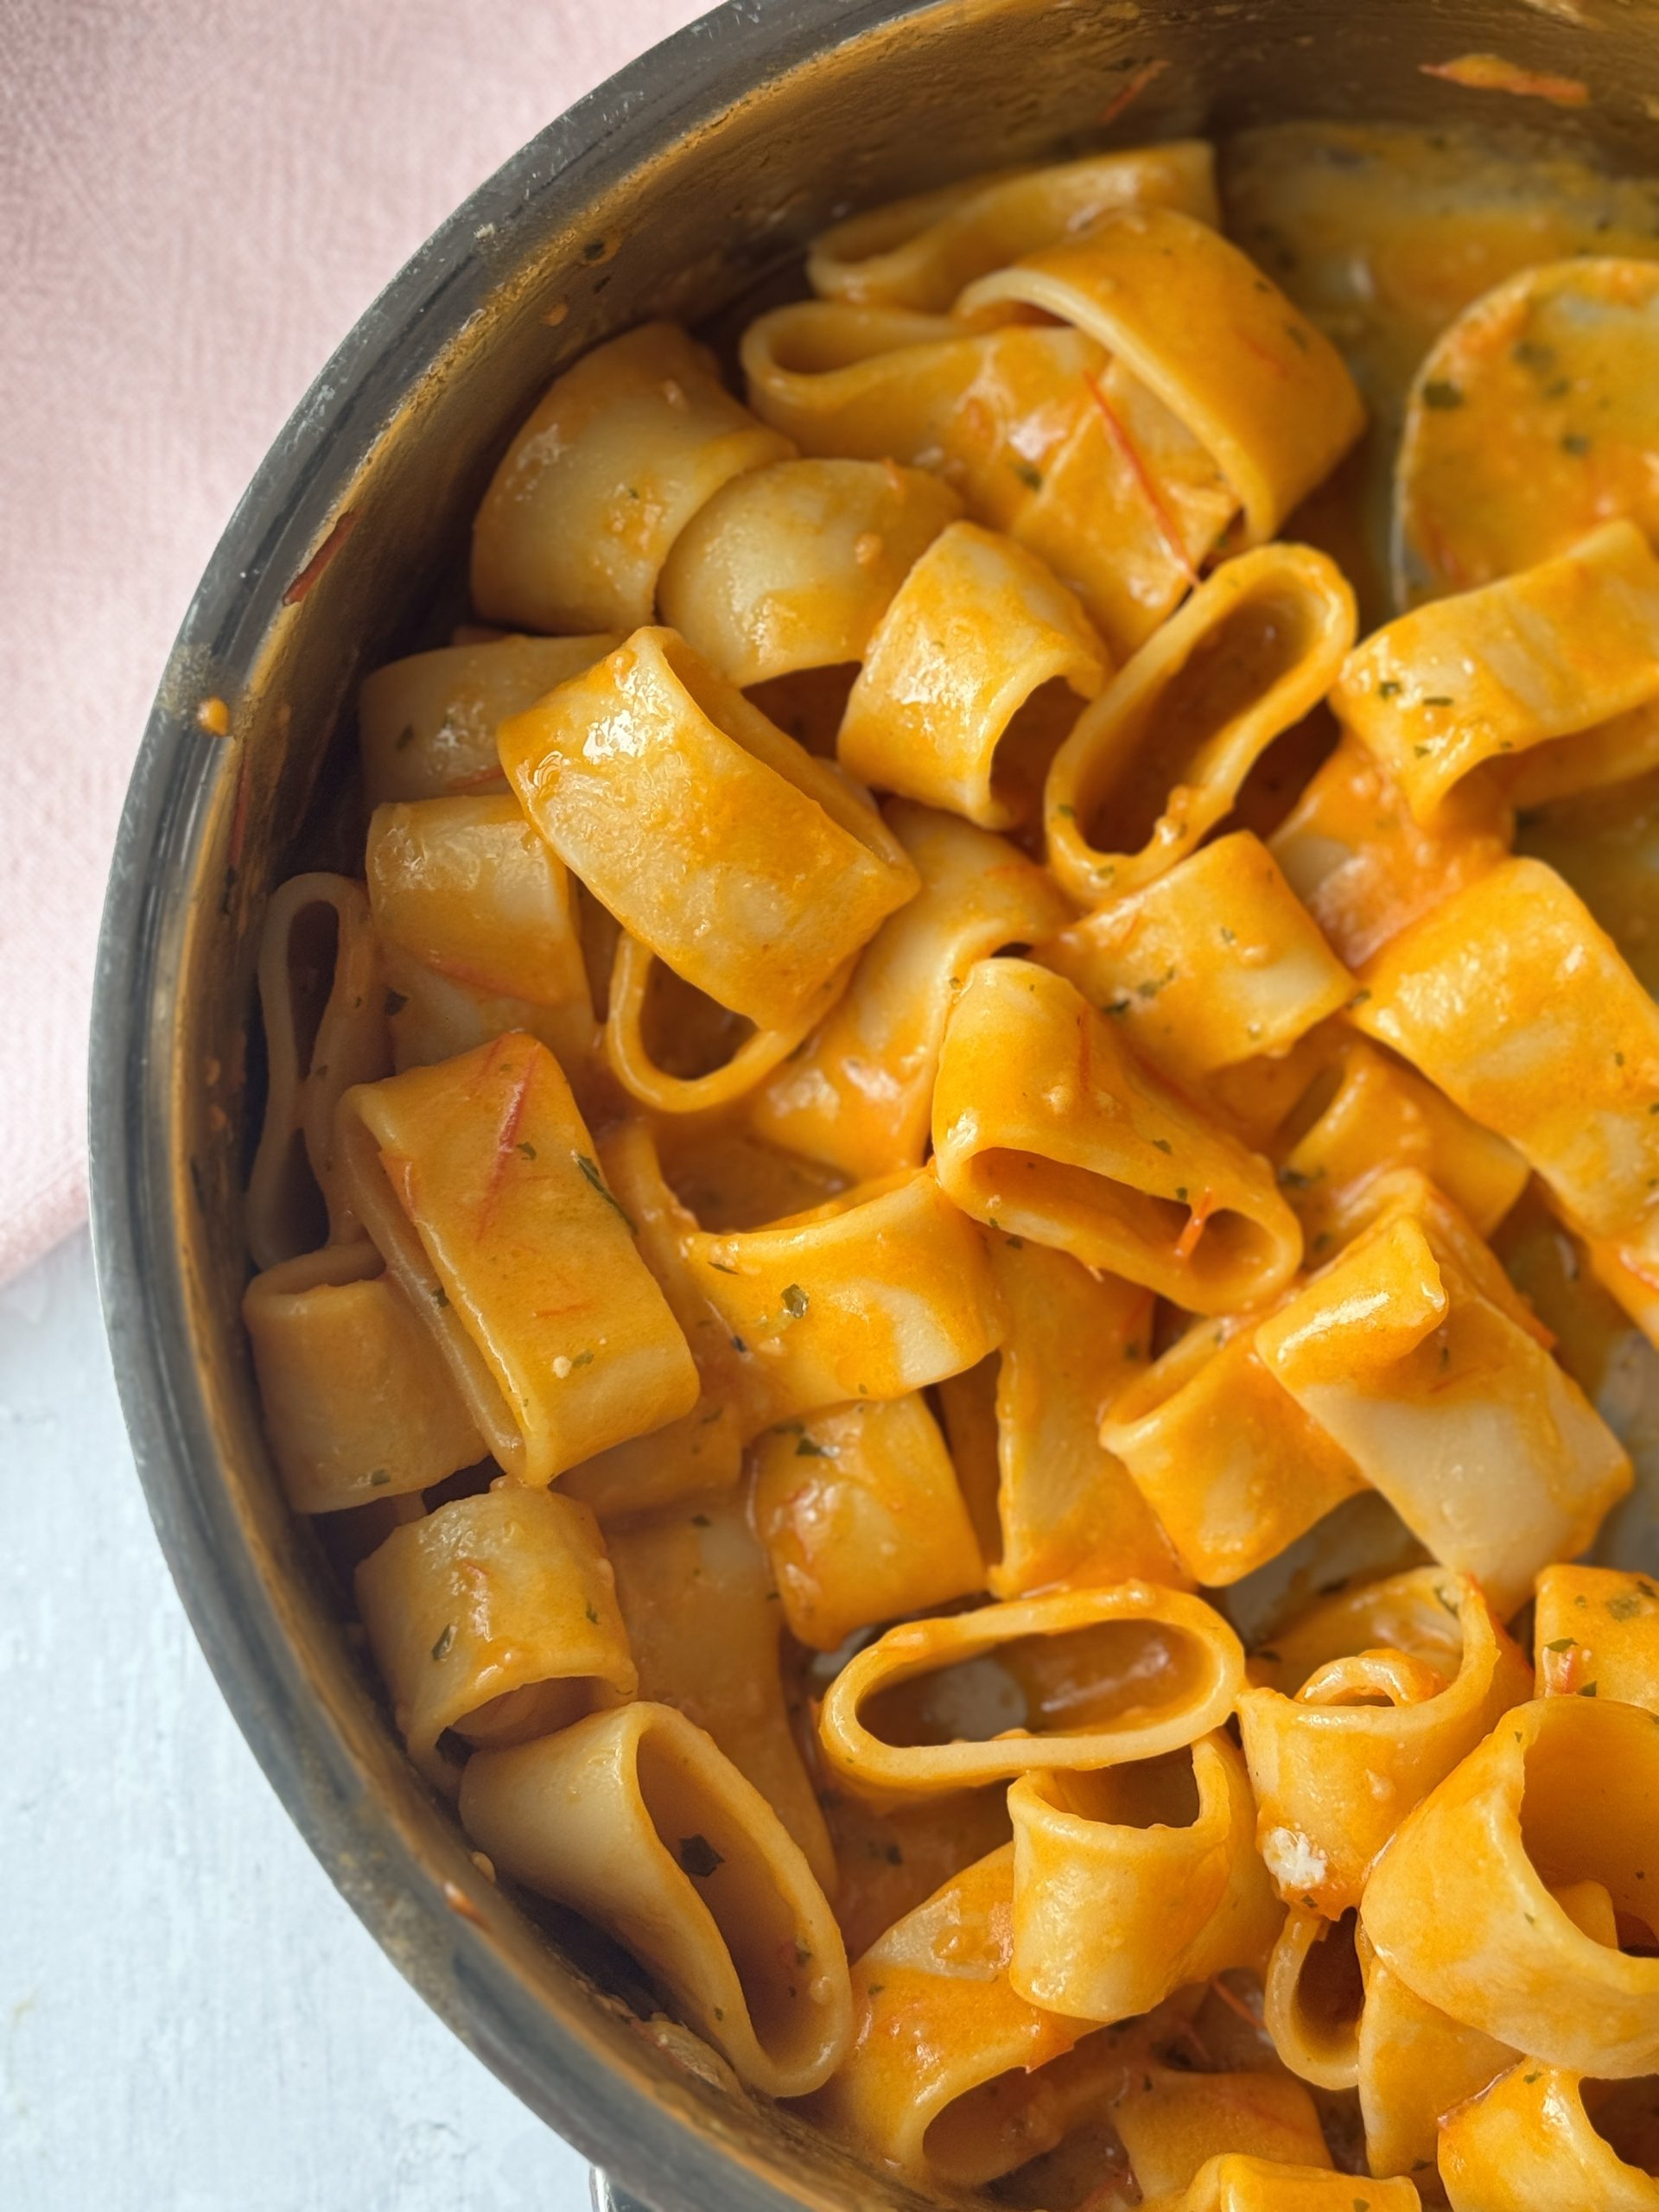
xmin=242 ymin=124 xmax=1659 ymax=2207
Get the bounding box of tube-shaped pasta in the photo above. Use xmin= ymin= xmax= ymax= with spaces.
xmin=355 ymin=1484 xmax=634 ymax=1782
xmin=1262 ymin=1907 xmax=1363 ymax=2088
xmin=1361 ymin=1695 xmax=1659 ymax=2076
xmin=601 ymin=928 xmax=840 ymax=1116
xmin=1439 ymin=2061 xmax=1659 ymax=2212
xmin=559 ymin=1122 xmax=749 ymax=1519
xmin=955 ymin=209 xmax=1364 ymax=544
xmin=1273 ymin=1038 xmax=1528 ymax=1244
xmin=244 ymin=1242 xmax=482 ymax=1511
xmin=1269 ymin=731 xmax=1511 ymax=970
xmin=740 ymin=305 xmax=1237 ymax=658
xmin=336 ymin=1033 xmax=698 ymax=1484
xmin=1355 ymin=856 xmax=1659 ymax=1262
xmin=1238 ymin=1572 xmax=1532 ymax=1915
xmin=837 ymin=521 xmax=1108 ymax=829
xmin=1014 ymin=348 xmax=1239 ymax=657
xmin=932 ymin=959 xmax=1303 ymax=1315
xmin=809 ymin=1844 xmax=1111 ymax=2185
xmin=1007 ymin=1732 xmax=1280 ymax=2022
xmin=750 ymin=802 xmax=1067 ymax=1180
xmin=470 ymin=322 xmax=792 ymax=632
xmin=1255 ymin=1181 xmax=1630 ymax=1613
xmin=1039 ymin=832 xmax=1353 ymax=1094
xmin=1336 ymin=522 xmax=1659 ymax=823
xmin=806 ymin=143 xmax=1219 ymax=310
xmin=982 ymin=1232 xmax=1185 ymax=1597
xmin=1139 ymin=2153 xmax=1421 ymax=2211
xmin=365 ymin=798 xmax=596 ymax=1077
xmin=751 ymin=1395 xmax=985 ymax=1652
xmin=247 ymin=873 xmax=389 ymax=1268
xmin=458 ymin=1700 xmax=852 ymax=2098
xmin=1114 ymin=2069 xmax=1330 ymax=2202
xmin=1535 ymin=1564 xmax=1659 ymax=1710
xmin=817 ymin=1583 xmax=1243 ymax=1796
xmin=499 ymin=627 xmax=917 ymax=1030
xmin=741 ymin=303 xmax=1103 ymax=528
xmin=657 ymin=457 xmax=960 ymax=686
xmin=1101 ymin=1308 xmax=1366 ymax=1589
xmin=678 ymin=1166 xmax=1001 ymax=1433
xmin=604 ymin=1493 xmax=834 ymax=1891
xmin=1357 ymin=1936 xmax=1514 ymax=2184
xmin=359 ymin=633 xmax=622 ymax=804
xmin=1045 ymin=543 xmax=1356 ymax=906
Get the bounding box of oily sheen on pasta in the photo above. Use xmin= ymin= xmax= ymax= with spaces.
xmin=242 ymin=127 xmax=1659 ymax=2209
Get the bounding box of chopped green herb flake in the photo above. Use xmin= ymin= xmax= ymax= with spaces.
xmin=367 ymin=1467 xmax=390 ymax=1488
xmin=1562 ymin=432 xmax=1591 ymax=455
xmin=1152 ymin=1137 xmax=1173 ymax=1154
xmin=1423 ymin=695 xmax=1454 ymax=708
xmin=385 ymin=988 xmax=409 ymax=1017
xmin=1544 ymin=1637 xmax=1578 ymax=1652
xmin=796 ymin=1436 xmax=837 ymax=1459
xmin=431 ymin=1624 xmax=455 ymax=1662
xmin=781 ymin=1283 xmax=809 ymax=1319
xmin=575 ymin=1153 xmax=635 ymax=1231
xmin=572 ymin=1349 xmax=594 ymax=1368
xmin=394 ymin=723 xmax=416 ymax=751
xmin=678 ymin=1834 xmax=724 ymax=1878
xmin=430 ymin=1284 xmax=448 ymax=1308
xmin=1608 ymin=1592 xmax=1645 ymax=1621
xmin=1377 ymin=679 xmax=1402 ymax=698
xmin=584 ymin=1602 xmax=599 ymax=1624
xmin=1011 ymin=460 xmax=1044 ymax=491
xmin=1421 ymin=380 xmax=1464 ymax=409
xmin=1580 ymin=1680 xmax=1599 ymax=1696
xmin=1434 ymin=1586 xmax=1459 ymax=1618
xmin=1056 ymin=803 xmax=1076 ymax=819
xmin=517 ymin=1141 xmax=537 ymax=1160
xmin=730 ymin=1334 xmax=748 ymax=1355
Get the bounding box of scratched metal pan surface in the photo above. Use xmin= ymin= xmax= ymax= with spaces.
xmin=87 ymin=1 xmax=1659 ymax=2207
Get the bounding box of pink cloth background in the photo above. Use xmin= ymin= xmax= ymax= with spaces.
xmin=1 ymin=0 xmax=709 ymax=1283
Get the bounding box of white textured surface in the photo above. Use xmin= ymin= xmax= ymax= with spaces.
xmin=0 ymin=1231 xmax=593 ymax=2211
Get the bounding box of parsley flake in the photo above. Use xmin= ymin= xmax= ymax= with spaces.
xmin=678 ymin=1834 xmax=724 ymax=1878
xmin=431 ymin=1624 xmax=455 ymax=1662
xmin=576 ymin=1153 xmax=635 ymax=1230
xmin=1421 ymin=380 xmax=1464 ymax=409
xmin=781 ymin=1283 xmax=810 ymax=1319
